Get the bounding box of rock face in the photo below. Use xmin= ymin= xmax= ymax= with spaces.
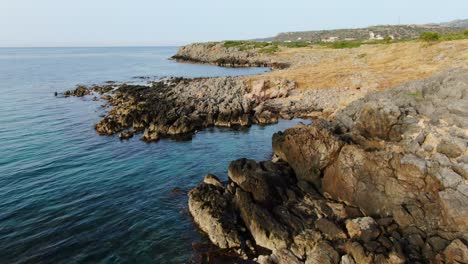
xmin=188 ymin=68 xmax=468 ymax=263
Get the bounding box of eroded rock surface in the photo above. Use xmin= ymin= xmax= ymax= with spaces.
xmin=188 ymin=68 xmax=468 ymax=263
xmin=63 ymin=77 xmax=298 ymax=141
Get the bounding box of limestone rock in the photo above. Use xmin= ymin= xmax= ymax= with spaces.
xmin=441 ymin=239 xmax=468 ymax=263
xmin=315 ymin=218 xmax=347 ymax=240
xmin=234 ymin=188 xmax=290 ymax=251
xmin=353 ymin=99 xmax=402 ymax=140
xmin=345 ymin=217 xmax=381 ymax=242
xmin=203 ymin=174 xmax=224 ymax=188
xmin=305 ymin=240 xmax=339 ymax=264
xmin=228 ymin=159 xmax=295 ymax=207
xmin=273 ymin=122 xmax=343 ymax=188
xmin=188 ymin=182 xmax=241 ymax=249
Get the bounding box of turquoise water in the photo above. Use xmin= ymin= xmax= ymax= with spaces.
xmin=0 ymin=47 xmax=306 ymax=263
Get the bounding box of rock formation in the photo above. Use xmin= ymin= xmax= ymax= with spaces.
xmin=188 ymin=68 xmax=468 ymax=263
xmin=171 ymin=42 xmax=288 ymax=69
xmin=63 ymin=77 xmax=296 ymax=141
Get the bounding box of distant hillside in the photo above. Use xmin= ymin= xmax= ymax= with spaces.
xmin=271 ymin=24 xmax=463 ymax=43
xmin=439 ymin=19 xmax=468 ymax=28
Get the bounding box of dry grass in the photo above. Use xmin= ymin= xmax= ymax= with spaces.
xmin=247 ymin=40 xmax=468 ymax=91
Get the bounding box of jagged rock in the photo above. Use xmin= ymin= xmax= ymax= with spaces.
xmin=439 ymin=189 xmax=468 ymax=233
xmin=118 ymin=130 xmax=134 ymax=140
xmin=345 ymin=217 xmax=381 ymax=242
xmin=186 ymin=68 xmax=468 ymax=263
xmin=142 ymin=128 xmax=160 ymax=142
xmin=343 ymin=242 xmax=374 ymax=264
xmin=440 ymin=239 xmax=468 ymax=263
xmin=188 ymin=180 xmax=241 ymax=249
xmin=315 ymin=218 xmax=347 ymax=240
xmin=64 ymin=85 xmax=91 ymax=97
xmin=228 ymin=159 xmax=295 ymax=207
xmin=234 ymin=188 xmax=290 ymax=251
xmin=203 ymin=174 xmax=224 ymax=188
xmin=266 ymin=249 xmax=304 ymax=264
xmin=290 ymin=230 xmax=322 ymax=259
xmin=427 ymin=236 xmax=450 ymax=253
xmin=305 ymin=240 xmax=339 ymax=264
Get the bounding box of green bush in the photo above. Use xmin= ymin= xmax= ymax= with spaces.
xmin=260 ymin=45 xmax=279 ymax=53
xmin=279 ymin=42 xmax=310 ymax=48
xmin=223 ymin=41 xmax=246 ymax=48
xmin=321 ymin=41 xmax=361 ymax=49
xmin=464 ymin=30 xmax=468 ymax=37
xmin=419 ymin=32 xmax=440 ymax=42
xmin=383 ymin=36 xmax=393 ymax=43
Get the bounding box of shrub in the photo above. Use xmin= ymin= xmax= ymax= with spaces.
xmin=260 ymin=45 xmax=279 ymax=53
xmin=280 ymin=42 xmax=310 ymax=48
xmin=420 ymin=32 xmax=440 ymax=42
xmin=223 ymin=41 xmax=246 ymax=48
xmin=324 ymin=41 xmax=361 ymax=49
xmin=464 ymin=30 xmax=468 ymax=37
xmin=383 ymin=36 xmax=392 ymax=43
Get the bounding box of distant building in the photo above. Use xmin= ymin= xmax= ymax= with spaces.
xmin=369 ymin=31 xmax=384 ymax=40
xmin=321 ymin=36 xmax=339 ymax=42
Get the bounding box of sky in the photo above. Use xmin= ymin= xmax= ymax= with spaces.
xmin=0 ymin=0 xmax=466 ymax=47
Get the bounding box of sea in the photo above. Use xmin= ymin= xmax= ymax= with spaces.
xmin=0 ymin=47 xmax=306 ymax=263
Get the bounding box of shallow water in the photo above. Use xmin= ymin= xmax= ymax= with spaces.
xmin=0 ymin=47 xmax=307 ymax=263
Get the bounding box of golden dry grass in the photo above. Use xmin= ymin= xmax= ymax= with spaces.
xmin=247 ymin=40 xmax=468 ymax=91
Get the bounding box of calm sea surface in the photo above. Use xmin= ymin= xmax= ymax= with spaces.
xmin=0 ymin=47 xmax=306 ymax=263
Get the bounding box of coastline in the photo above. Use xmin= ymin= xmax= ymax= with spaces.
xmin=62 ymin=40 xmax=468 ymax=263
xmin=188 ymin=68 xmax=468 ymax=264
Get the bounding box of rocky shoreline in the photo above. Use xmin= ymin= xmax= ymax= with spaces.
xmin=63 ymin=76 xmax=300 ymax=142
xmin=171 ymin=42 xmax=289 ymax=70
xmin=62 ymin=44 xmax=468 ymax=263
xmin=188 ymin=68 xmax=468 ymax=263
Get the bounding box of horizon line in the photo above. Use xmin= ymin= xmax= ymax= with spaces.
xmin=0 ymin=45 xmax=185 ymax=49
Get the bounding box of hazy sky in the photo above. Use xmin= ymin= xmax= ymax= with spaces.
xmin=0 ymin=0 xmax=466 ymax=47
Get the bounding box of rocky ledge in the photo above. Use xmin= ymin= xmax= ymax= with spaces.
xmin=188 ymin=68 xmax=468 ymax=263
xmin=63 ymin=76 xmax=297 ymax=141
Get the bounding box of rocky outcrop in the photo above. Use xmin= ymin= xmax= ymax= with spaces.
xmin=63 ymin=77 xmax=298 ymax=141
xmin=188 ymin=68 xmax=468 ymax=263
xmin=172 ymin=42 xmax=289 ymax=69
xmin=188 ymin=174 xmax=242 ymax=249
xmin=189 ymin=158 xmax=408 ymax=263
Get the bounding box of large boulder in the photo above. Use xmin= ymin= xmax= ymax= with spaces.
xmin=273 ymin=122 xmax=343 ymax=188
xmin=188 ymin=175 xmax=242 ymax=249
xmin=234 ymin=188 xmax=290 ymax=251
xmin=228 ymin=159 xmax=295 ymax=207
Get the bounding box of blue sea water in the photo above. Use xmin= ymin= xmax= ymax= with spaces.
xmin=0 ymin=47 xmax=306 ymax=263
